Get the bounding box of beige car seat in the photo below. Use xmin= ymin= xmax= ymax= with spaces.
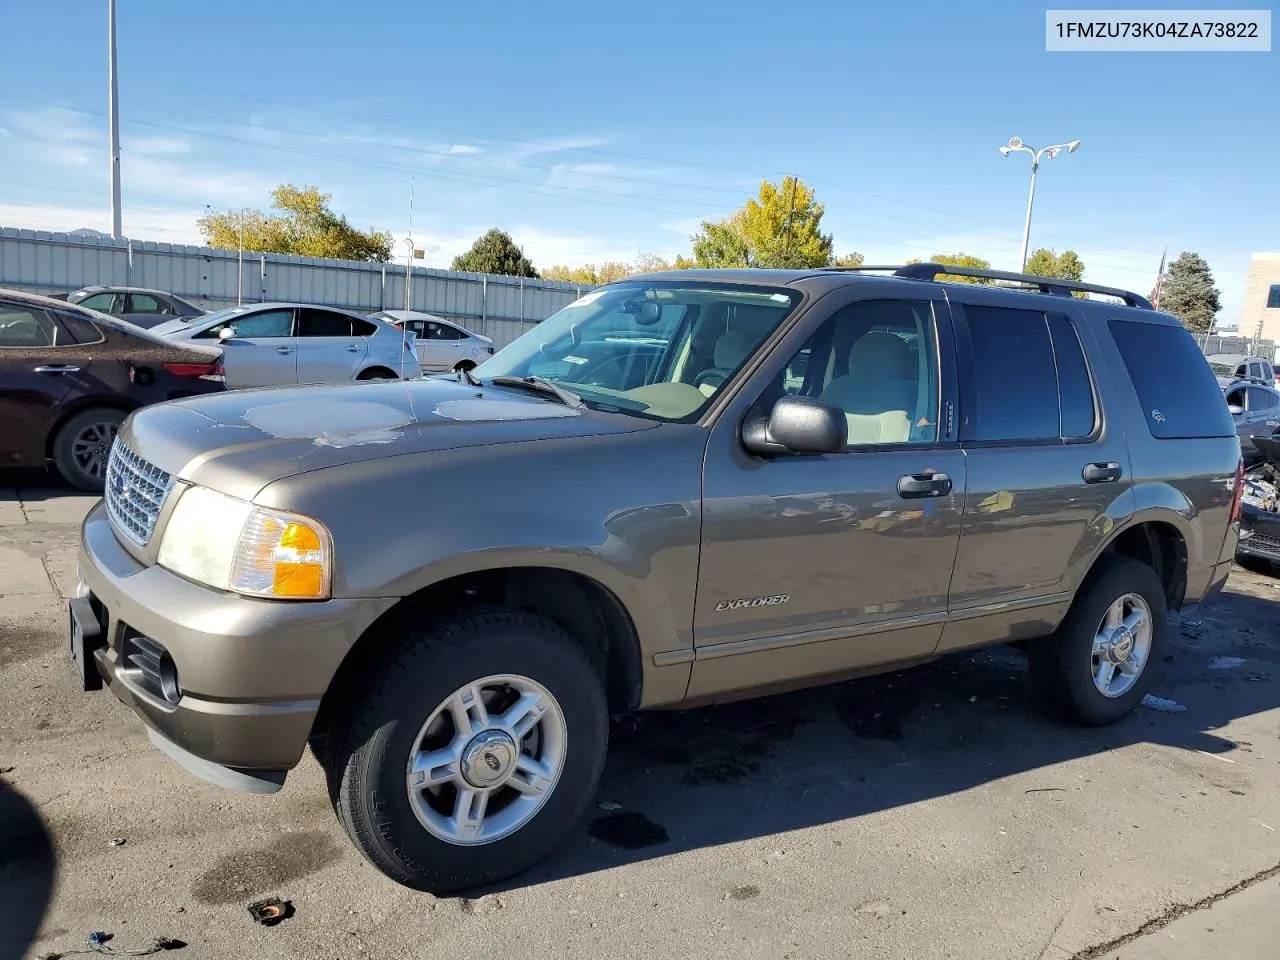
xmin=819 ymin=331 xmax=917 ymax=443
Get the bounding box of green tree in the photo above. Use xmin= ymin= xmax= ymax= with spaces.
xmin=1152 ymin=252 xmax=1221 ymax=333
xmin=1024 ymin=247 xmax=1087 ymax=297
xmin=833 ymin=252 xmax=865 ymax=268
xmin=198 ymin=185 xmax=393 ymax=262
xmin=906 ymin=253 xmax=992 ymax=284
xmin=450 ymin=228 xmax=539 ymax=278
xmin=689 ymin=177 xmax=833 ymax=269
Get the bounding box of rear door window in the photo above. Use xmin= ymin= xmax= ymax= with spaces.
xmin=125 ymin=293 xmax=165 ymax=315
xmin=959 ymin=305 xmax=1060 ymax=442
xmin=1247 ymin=387 xmax=1280 ymax=412
xmin=297 ymin=309 xmax=355 ymax=337
xmin=77 ymin=292 xmax=119 ymax=313
xmin=1108 ymin=319 xmax=1235 ymax=438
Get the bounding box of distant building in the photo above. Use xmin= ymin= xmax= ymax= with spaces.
xmin=1240 ymin=253 xmax=1280 ymax=343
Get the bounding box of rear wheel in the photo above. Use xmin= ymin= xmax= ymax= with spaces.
xmin=326 ymin=609 xmax=608 ymax=893
xmin=1029 ymin=557 xmax=1167 ymax=726
xmin=452 ymin=359 xmax=477 ymax=373
xmin=357 ymin=367 xmax=398 ymax=381
xmin=52 ymin=408 xmax=125 ymax=492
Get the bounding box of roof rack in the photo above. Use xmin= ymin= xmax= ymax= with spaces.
xmin=825 ymin=263 xmax=1153 ymax=311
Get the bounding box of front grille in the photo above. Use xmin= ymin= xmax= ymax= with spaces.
xmin=105 ymin=440 xmax=174 ymax=546
xmin=1241 ymin=533 xmax=1280 ymax=561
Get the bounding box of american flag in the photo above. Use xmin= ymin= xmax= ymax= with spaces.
xmin=1152 ymin=249 xmax=1167 ymax=310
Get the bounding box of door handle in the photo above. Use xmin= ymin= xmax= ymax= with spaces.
xmin=34 ymin=365 xmax=81 ymax=374
xmin=345 ymin=345 xmax=360 ymax=353
xmin=1082 ymin=462 xmax=1123 ymax=484
xmin=897 ymin=473 xmax=952 ymax=499
xmin=276 ymin=346 xmax=293 ymax=355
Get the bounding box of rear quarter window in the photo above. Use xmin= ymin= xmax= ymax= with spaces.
xmin=1108 ymin=319 xmax=1235 ymax=439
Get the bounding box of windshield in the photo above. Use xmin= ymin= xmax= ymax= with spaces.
xmin=475 ymin=282 xmax=802 ymax=421
xmin=1208 ymin=360 xmax=1238 ymax=377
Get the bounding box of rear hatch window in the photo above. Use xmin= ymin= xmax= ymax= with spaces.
xmin=1108 ymin=319 xmax=1235 ymax=439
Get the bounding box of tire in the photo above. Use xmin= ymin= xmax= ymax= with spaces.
xmin=326 ymin=608 xmax=608 ymax=894
xmin=452 ymin=359 xmax=477 ymax=373
xmin=357 ymin=367 xmax=398 ymax=381
xmin=1028 ymin=556 xmax=1167 ymax=726
xmin=52 ymin=408 xmax=126 ymax=492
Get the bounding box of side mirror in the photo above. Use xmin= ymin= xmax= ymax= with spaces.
xmin=1228 ymin=404 xmax=1244 ymax=416
xmin=742 ymin=395 xmax=848 ymax=456
xmin=217 ymin=326 xmax=235 ymax=341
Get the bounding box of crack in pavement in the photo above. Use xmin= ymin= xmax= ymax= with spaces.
xmin=1070 ymin=861 xmax=1280 ymax=959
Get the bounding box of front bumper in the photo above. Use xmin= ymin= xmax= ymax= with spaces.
xmin=76 ymin=502 xmax=396 ymax=787
xmin=1237 ymin=502 xmax=1280 ymax=564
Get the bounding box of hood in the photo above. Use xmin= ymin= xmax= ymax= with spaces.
xmin=122 ymin=376 xmax=658 ymax=501
xmin=149 ymin=317 xmax=197 ymax=337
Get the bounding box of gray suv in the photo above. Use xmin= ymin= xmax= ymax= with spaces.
xmin=70 ymin=264 xmax=1243 ymax=893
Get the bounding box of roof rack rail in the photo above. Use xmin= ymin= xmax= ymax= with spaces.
xmin=826 ymin=263 xmax=1153 ymax=310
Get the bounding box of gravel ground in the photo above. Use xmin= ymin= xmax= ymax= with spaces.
xmin=2 ymin=477 xmax=1278 ymax=960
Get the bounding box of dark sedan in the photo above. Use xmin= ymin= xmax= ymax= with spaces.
xmin=0 ymin=289 xmax=226 ymax=491
xmin=66 ymin=285 xmax=206 ymax=330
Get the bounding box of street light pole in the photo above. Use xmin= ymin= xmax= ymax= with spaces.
xmin=107 ymin=0 xmax=122 ymax=240
xmin=997 ymin=136 xmax=1081 ymax=271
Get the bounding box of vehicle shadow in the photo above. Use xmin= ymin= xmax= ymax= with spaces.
xmin=0 ymin=780 xmax=55 ymax=960
xmin=0 ymin=469 xmax=78 ymax=499
xmin=474 ymin=584 xmax=1280 ymax=895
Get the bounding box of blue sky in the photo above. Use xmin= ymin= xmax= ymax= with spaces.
xmin=1 ymin=0 xmax=1275 ymax=325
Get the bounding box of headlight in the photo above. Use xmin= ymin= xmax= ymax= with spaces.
xmin=157 ymin=486 xmax=332 ymax=600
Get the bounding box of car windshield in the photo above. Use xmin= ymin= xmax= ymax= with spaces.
xmin=476 ymin=281 xmax=802 ymax=421
xmin=190 ymin=305 xmax=253 ymax=328
xmin=1208 ymin=360 xmax=1240 ymax=377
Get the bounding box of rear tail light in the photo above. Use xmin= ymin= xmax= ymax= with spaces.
xmin=487 ymin=346 xmax=495 ymax=354
xmin=164 ymin=360 xmax=225 ymax=382
xmin=1229 ymin=457 xmax=1245 ymax=523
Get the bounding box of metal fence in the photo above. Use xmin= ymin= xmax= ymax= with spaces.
xmin=1194 ymin=333 xmax=1279 ymax=361
xmin=0 ymin=227 xmax=596 ymax=350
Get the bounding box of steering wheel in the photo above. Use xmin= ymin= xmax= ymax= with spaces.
xmin=693 ymin=368 xmax=729 ymax=393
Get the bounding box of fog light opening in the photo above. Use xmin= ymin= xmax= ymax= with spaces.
xmin=158 ymin=650 xmax=182 ymax=705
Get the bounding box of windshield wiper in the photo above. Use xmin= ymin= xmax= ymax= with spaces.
xmin=489 ymin=375 xmax=585 ymax=408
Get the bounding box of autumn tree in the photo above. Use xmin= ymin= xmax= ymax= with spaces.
xmin=906 ymin=253 xmax=992 ymax=284
xmin=1024 ymin=247 xmax=1085 ymax=282
xmin=832 ymin=252 xmax=865 ymax=268
xmin=198 ymin=185 xmax=392 ymax=262
xmin=450 ymin=229 xmax=539 ymax=278
xmin=689 ymin=177 xmax=833 ymax=269
xmin=1153 ymin=252 xmax=1221 ymax=333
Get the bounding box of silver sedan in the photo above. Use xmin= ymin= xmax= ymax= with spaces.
xmin=150 ymin=303 xmax=418 ymax=389
xmin=370 ymin=310 xmax=494 ymax=372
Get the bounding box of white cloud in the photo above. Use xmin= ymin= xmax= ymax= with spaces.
xmin=0 ymin=201 xmax=206 ymax=244
xmin=447 ymin=144 xmax=482 ymax=156
xmin=126 ymin=135 xmax=191 ymax=156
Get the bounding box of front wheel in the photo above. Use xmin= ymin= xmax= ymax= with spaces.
xmin=327 ymin=609 xmax=608 ymax=893
xmin=52 ymin=408 xmax=126 ymax=492
xmin=1029 ymin=557 xmax=1167 ymax=726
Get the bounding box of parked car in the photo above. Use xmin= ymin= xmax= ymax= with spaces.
xmin=369 ymin=310 xmax=494 ymax=372
xmin=70 ymin=263 xmax=1242 ymax=894
xmin=1221 ymin=377 xmax=1280 ymax=464
xmin=1236 ymin=434 xmax=1280 ymax=572
xmin=66 ymin=286 xmax=207 ymax=329
xmin=148 ymin=302 xmax=418 ymax=389
xmin=0 ymin=288 xmax=225 ymax=490
xmin=1206 ymin=352 xmax=1278 ymax=388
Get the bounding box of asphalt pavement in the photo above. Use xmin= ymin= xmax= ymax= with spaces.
xmin=2 ymin=472 xmax=1279 ymax=960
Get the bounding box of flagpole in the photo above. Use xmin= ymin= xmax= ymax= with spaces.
xmin=1152 ymin=248 xmax=1167 ymax=311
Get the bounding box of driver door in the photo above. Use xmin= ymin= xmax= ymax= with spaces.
xmin=196 ymin=308 xmax=298 ymax=388
xmin=689 ymin=290 xmax=965 ymax=700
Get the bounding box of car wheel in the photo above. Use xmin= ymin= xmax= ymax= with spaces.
xmin=357 ymin=367 xmax=398 ymax=381
xmin=326 ymin=608 xmax=608 ymax=893
xmin=52 ymin=409 xmax=125 ymax=492
xmin=1028 ymin=556 xmax=1167 ymax=726
xmin=452 ymin=359 xmax=477 ymax=373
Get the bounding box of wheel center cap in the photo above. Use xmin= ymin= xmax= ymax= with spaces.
xmin=460 ymin=730 xmax=517 ymax=788
xmin=1111 ymin=627 xmax=1134 ymax=662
